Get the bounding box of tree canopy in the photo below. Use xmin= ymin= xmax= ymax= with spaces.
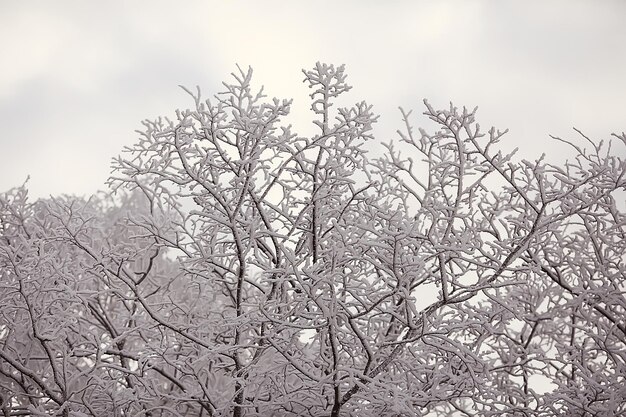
xmin=1 ymin=63 xmax=625 ymax=416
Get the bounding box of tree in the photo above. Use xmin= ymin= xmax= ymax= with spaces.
xmin=1 ymin=63 xmax=624 ymax=416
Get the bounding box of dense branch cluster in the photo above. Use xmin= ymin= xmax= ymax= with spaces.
xmin=1 ymin=64 xmax=624 ymax=416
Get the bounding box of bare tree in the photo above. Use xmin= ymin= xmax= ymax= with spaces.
xmin=1 ymin=63 xmax=624 ymax=416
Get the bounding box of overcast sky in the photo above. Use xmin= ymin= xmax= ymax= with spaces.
xmin=1 ymin=1 xmax=625 ymax=199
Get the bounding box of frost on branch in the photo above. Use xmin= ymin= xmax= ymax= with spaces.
xmin=0 ymin=64 xmax=624 ymax=417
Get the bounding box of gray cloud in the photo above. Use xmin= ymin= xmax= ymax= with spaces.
xmin=1 ymin=1 xmax=624 ymax=198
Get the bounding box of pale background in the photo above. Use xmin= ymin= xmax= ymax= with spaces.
xmin=1 ymin=0 xmax=625 ymax=199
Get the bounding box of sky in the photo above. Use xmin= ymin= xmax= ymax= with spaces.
xmin=1 ymin=0 xmax=625 ymax=199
